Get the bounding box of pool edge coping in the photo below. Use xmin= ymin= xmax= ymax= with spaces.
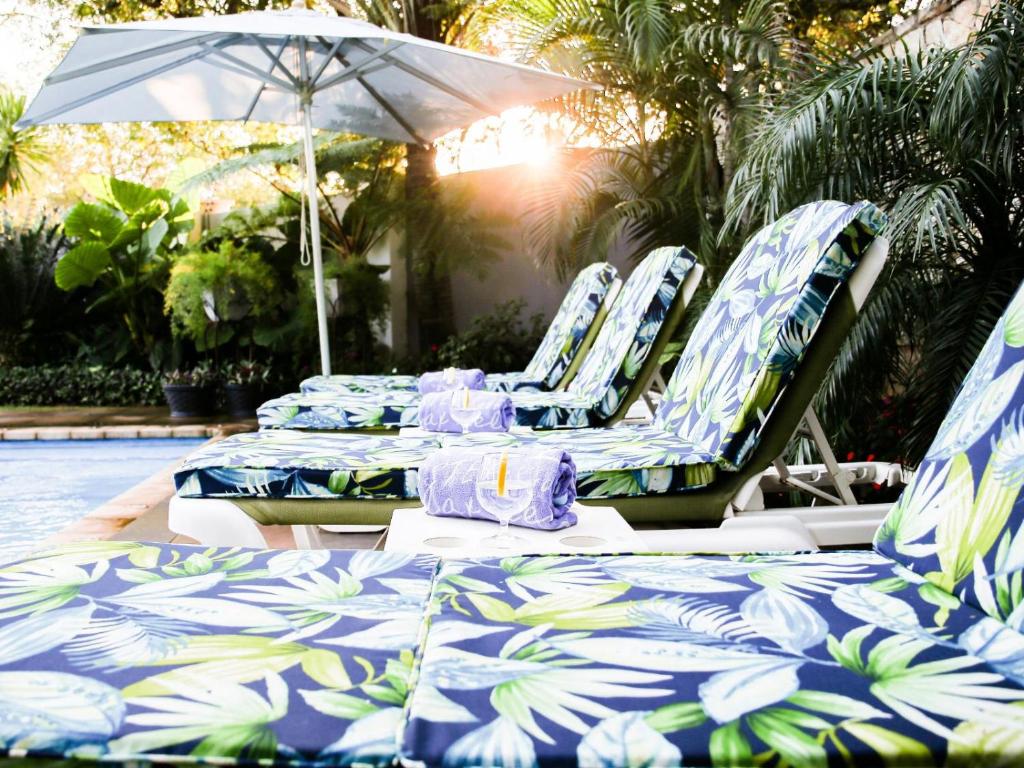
xmin=0 ymin=425 xmax=220 ymax=440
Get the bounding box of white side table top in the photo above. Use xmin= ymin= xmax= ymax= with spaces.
xmin=385 ymin=504 xmax=647 ymax=556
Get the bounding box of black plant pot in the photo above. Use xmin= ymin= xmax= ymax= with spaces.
xmin=163 ymin=384 xmax=216 ymax=418
xmin=224 ymin=383 xmax=263 ymax=419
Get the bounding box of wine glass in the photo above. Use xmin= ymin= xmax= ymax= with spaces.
xmin=442 ymin=366 xmax=458 ymax=387
xmin=449 ymin=387 xmax=479 ymax=433
xmin=475 ymin=451 xmax=531 ymax=549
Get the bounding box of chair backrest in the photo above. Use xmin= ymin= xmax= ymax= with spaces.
xmin=521 ymin=262 xmax=619 ymax=388
xmin=567 ymin=246 xmax=697 ymax=420
xmin=875 ymin=281 xmax=1024 ymax=623
xmin=656 ymin=200 xmax=887 ymax=469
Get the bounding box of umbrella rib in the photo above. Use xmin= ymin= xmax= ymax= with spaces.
xmin=21 ymin=40 xmax=232 ymax=125
xmin=311 ymin=40 xmax=404 ymax=92
xmin=347 ymin=38 xmax=495 ymax=114
xmin=328 ymin=49 xmax=425 ymax=144
xmin=243 ymin=37 xmax=290 ymax=122
xmin=44 ymin=31 xmax=228 ymax=85
xmin=310 ymin=38 xmax=345 ymax=86
xmin=200 ymin=44 xmax=296 ymax=91
xmin=246 ymin=34 xmax=301 ymax=88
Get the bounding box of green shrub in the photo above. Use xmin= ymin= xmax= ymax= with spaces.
xmin=436 ymin=300 xmax=545 ymax=373
xmin=0 ymin=364 xmax=163 ymax=406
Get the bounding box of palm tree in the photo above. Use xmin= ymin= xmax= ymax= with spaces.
xmin=725 ymin=2 xmax=1024 ymax=462
xmin=0 ymin=91 xmax=45 ymax=199
xmin=502 ymin=0 xmax=796 ymax=280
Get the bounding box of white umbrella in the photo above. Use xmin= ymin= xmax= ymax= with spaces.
xmin=18 ymin=3 xmax=594 ymax=374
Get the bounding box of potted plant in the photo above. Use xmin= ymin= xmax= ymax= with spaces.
xmin=222 ymin=359 xmax=271 ymax=418
xmin=162 ymin=363 xmax=217 ymax=418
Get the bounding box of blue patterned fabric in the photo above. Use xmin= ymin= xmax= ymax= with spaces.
xmin=0 ymin=541 xmax=437 ymax=766
xmin=173 ymin=426 xmax=715 ymax=501
xmin=876 ymin=281 xmax=1024 ymax=624
xmin=299 ymin=263 xmax=619 ymax=396
xmin=656 ymin=201 xmax=887 ymax=469
xmin=259 ymin=249 xmax=694 ymax=431
xmin=401 ymin=552 xmax=1024 ymax=767
xmin=175 ymin=430 xmax=437 ymax=499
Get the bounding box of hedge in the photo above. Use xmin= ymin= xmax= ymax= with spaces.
xmin=0 ymin=364 xmax=164 ymax=407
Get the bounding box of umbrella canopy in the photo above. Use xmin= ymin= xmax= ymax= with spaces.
xmin=18 ymin=4 xmax=595 ymax=373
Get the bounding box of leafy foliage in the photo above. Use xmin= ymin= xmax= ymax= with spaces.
xmin=0 ymin=364 xmax=163 ymax=406
xmin=163 ymin=241 xmax=277 ymax=353
xmin=727 ymin=2 xmax=1024 ymax=461
xmin=58 ymin=175 xmax=194 ymax=368
xmin=437 ymin=299 xmax=545 ymax=373
xmin=506 ymin=0 xmax=795 ymax=279
xmin=0 ymin=90 xmax=45 ymax=199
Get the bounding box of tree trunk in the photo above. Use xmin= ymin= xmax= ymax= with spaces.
xmin=404 ymin=142 xmax=455 ymax=353
xmin=401 ymin=0 xmax=455 ymax=356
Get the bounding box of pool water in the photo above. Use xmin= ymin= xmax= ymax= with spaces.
xmin=0 ymin=438 xmax=205 ymax=562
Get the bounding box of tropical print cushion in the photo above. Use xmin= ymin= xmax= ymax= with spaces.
xmin=565 ymin=246 xmax=695 ymax=420
xmin=175 ymin=425 xmax=714 ymax=501
xmin=402 ymin=552 xmax=1024 ymax=767
xmin=298 ymin=262 xmax=618 ymax=396
xmin=175 ymin=429 xmax=437 ymax=499
xmin=876 ymin=281 xmax=1024 ymax=624
xmin=657 ymin=200 xmax=887 ymax=470
xmin=263 ymin=250 xmax=690 ymax=432
xmin=0 ymin=541 xmax=437 ymax=766
xmin=444 ymin=424 xmax=718 ymax=497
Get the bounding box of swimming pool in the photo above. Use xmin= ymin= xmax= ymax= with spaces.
xmin=0 ymin=438 xmax=206 ymax=561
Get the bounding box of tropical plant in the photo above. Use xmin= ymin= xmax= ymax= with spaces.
xmin=502 ymin=0 xmax=795 ymax=280
xmin=0 ymin=90 xmax=46 ymax=198
xmin=0 ymin=213 xmax=84 ymax=364
xmin=164 ymin=241 xmax=277 ymax=356
xmin=436 ymin=299 xmax=548 ymax=374
xmin=57 ymin=175 xmax=194 ymax=368
xmin=726 ymin=1 xmax=1024 ymax=462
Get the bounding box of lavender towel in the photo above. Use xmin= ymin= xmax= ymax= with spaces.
xmin=418 ymin=447 xmax=577 ymax=530
xmin=418 ymin=368 xmax=486 ymax=394
xmin=418 ymin=390 xmax=515 ymax=433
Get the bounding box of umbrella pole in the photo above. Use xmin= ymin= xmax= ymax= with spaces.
xmin=300 ymin=100 xmax=332 ymax=377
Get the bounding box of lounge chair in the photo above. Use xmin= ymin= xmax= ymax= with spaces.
xmin=257 ymin=246 xmax=701 ymax=430
xmin=301 ymin=261 xmax=620 ymax=395
xmin=5 ymin=285 xmax=1024 ymax=765
xmin=171 ymin=200 xmax=887 ymax=547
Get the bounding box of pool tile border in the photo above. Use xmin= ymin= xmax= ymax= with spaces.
xmin=0 ymin=425 xmax=217 ymax=440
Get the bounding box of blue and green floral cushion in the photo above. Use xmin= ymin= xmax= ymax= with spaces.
xmin=0 ymin=541 xmax=437 ymax=766
xmin=563 ymin=247 xmax=694 ymax=421
xmin=174 ymin=426 xmax=715 ymax=501
xmin=299 ymin=263 xmax=619 ymax=396
xmin=175 ymin=430 xmax=437 ymax=499
xmin=259 ymin=250 xmax=693 ymax=431
xmin=401 ymin=552 xmax=1024 ymax=767
xmin=876 ymin=282 xmax=1024 ymax=624
xmin=657 ymin=201 xmax=887 ymax=470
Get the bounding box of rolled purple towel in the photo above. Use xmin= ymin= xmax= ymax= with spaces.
xmin=419 ymin=389 xmax=515 ymax=433
xmin=418 ymin=447 xmax=577 ymax=530
xmin=418 ymin=367 xmax=486 ymax=394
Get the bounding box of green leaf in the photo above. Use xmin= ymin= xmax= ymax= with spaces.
xmin=298 ymin=688 xmax=377 ymax=721
xmin=709 ymin=721 xmax=752 ymax=767
xmin=787 ymin=690 xmax=887 ymax=720
xmin=843 ymin=722 xmax=933 ymax=765
xmin=748 ymin=711 xmax=827 ymax=768
xmin=301 ymin=649 xmax=352 ymax=689
xmin=55 ymin=242 xmax=111 ymax=290
xmin=109 ymin=176 xmax=162 ymax=214
xmin=63 ymin=202 xmax=124 ymax=243
xmin=127 ymin=545 xmax=161 ymax=568
xmin=466 ymin=593 xmax=516 ymax=623
xmin=645 ymin=702 xmax=706 ymax=733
